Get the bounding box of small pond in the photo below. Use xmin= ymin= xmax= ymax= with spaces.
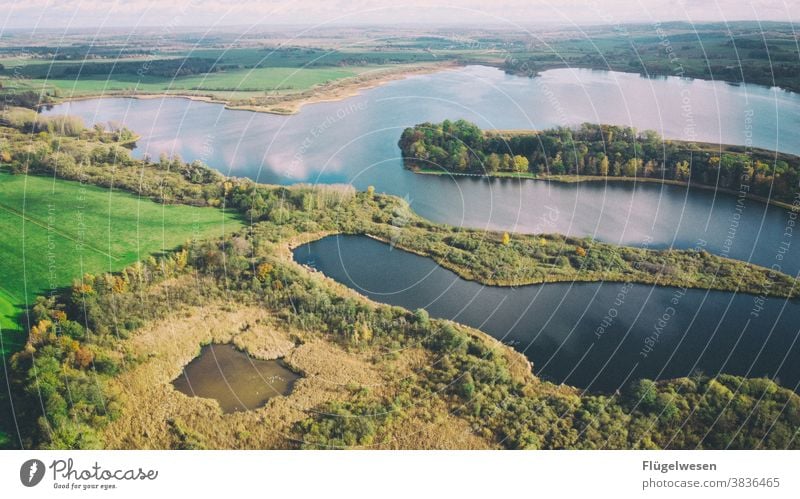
xmin=172 ymin=343 xmax=300 ymax=413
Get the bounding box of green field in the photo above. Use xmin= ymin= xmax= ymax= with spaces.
xmin=0 ymin=287 xmax=19 ymax=351
xmin=0 ymin=171 xmax=244 ymax=346
xmin=0 ymin=44 xmax=440 ymax=107
xmin=14 ymin=66 xmax=373 ymax=99
xmin=0 ymin=50 xmax=403 ymax=100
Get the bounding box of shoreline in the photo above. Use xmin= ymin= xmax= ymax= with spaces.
xmin=484 ymin=60 xmax=800 ymax=96
xmin=287 ymin=231 xmax=799 ymax=300
xmin=40 ymin=62 xmax=459 ymax=116
xmin=32 ymin=60 xmax=800 ymax=116
xmin=410 ymin=168 xmax=800 ymax=212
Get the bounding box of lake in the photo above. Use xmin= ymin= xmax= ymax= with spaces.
xmin=44 ymin=65 xmax=800 ymax=392
xmin=172 ymin=343 xmax=300 ymax=413
xmin=294 ymin=235 xmax=800 ymax=393
xmin=43 ymin=66 xmax=800 ymax=274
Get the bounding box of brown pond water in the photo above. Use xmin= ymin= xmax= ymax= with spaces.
xmin=172 ymin=344 xmax=300 ymax=413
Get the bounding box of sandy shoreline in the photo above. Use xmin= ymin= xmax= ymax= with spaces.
xmin=45 ymin=62 xmax=461 ymax=116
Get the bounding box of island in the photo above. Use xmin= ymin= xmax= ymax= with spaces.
xmin=399 ymin=120 xmax=800 ymax=208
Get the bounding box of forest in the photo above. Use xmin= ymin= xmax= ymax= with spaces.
xmin=1 ymin=107 xmax=799 ymax=450
xmin=399 ymin=120 xmax=800 ymax=204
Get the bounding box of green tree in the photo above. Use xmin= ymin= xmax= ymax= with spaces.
xmin=675 ymin=160 xmax=690 ymax=180
xmin=623 ymin=158 xmax=642 ymax=177
xmin=599 ymin=155 xmax=610 ymax=176
xmin=513 ymin=155 xmax=529 ymax=173
xmin=501 ymin=154 xmax=514 ymax=171
xmin=486 ymin=153 xmax=501 ymax=173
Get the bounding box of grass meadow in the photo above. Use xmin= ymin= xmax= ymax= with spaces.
xmin=0 ymin=171 xmax=244 ymax=348
xmin=1 ymin=56 xmax=383 ymax=100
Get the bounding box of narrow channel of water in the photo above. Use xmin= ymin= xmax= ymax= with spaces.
xmin=294 ymin=235 xmax=800 ymax=393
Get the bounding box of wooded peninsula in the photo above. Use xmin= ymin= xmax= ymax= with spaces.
xmin=399 ymin=120 xmax=800 ymax=206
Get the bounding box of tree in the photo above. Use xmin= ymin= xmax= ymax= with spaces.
xmin=623 ymin=158 xmax=642 ymax=177
xmin=676 ymin=160 xmax=690 ymax=180
xmin=486 ymin=153 xmax=501 ymax=173
xmin=414 ymin=308 xmax=430 ymax=328
xmin=551 ymin=152 xmax=565 ymax=174
xmin=458 ymin=372 xmax=476 ymax=398
xmin=412 ymin=141 xmax=428 ymax=160
xmin=256 ymin=262 xmax=273 ymax=280
xmin=501 ymin=154 xmax=514 ymax=171
xmin=599 ymin=155 xmax=610 ymax=176
xmin=74 ymin=347 xmax=94 ymax=369
xmin=513 ymin=155 xmax=529 ymax=173
xmin=431 ymin=324 xmax=467 ymax=354
xmin=644 ymin=159 xmax=657 ymax=177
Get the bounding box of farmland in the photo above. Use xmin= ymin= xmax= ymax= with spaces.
xmin=0 ymin=171 xmax=244 ymax=343
xmin=10 ymin=65 xmax=378 ymax=98
xmin=3 ymin=22 xmax=798 ymax=114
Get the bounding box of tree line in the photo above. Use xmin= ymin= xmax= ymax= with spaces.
xmin=399 ymin=120 xmax=800 ymax=203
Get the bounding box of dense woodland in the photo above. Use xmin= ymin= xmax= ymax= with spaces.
xmin=56 ymin=58 xmax=222 ymax=78
xmin=502 ymin=24 xmax=800 ymax=93
xmin=399 ymin=120 xmax=800 ymax=204
xmin=2 ymin=109 xmax=800 ymax=450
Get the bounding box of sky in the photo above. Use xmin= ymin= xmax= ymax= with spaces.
xmin=1 ymin=0 xmax=797 ymax=30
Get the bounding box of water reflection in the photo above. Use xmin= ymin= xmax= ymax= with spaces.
xmin=294 ymin=235 xmax=800 ymax=393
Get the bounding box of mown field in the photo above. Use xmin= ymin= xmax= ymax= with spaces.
xmin=9 ymin=65 xmax=376 ymax=99
xmin=0 ymin=171 xmax=244 ymax=345
xmin=0 ymin=288 xmax=18 ymax=349
xmin=0 ymin=44 xmax=433 ymax=101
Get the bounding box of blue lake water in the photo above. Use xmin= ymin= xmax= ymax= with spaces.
xmin=295 ymin=235 xmax=800 ymax=392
